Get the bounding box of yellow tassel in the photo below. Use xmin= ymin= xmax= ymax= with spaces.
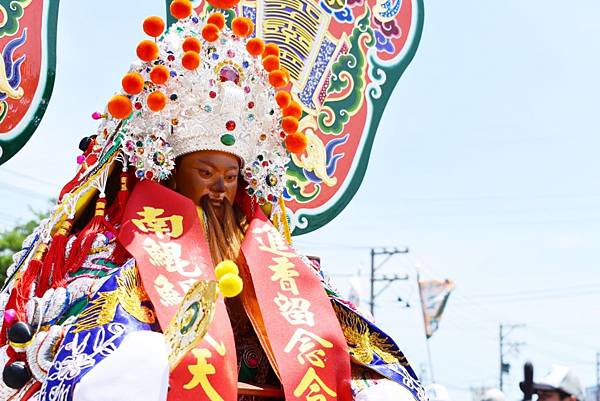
xmin=278 ymin=197 xmax=292 ymax=245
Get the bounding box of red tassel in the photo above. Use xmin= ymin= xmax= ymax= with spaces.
xmin=64 ymin=198 xmax=115 ymax=275
xmin=107 ymin=171 xmax=130 ymax=225
xmin=38 ymin=219 xmax=73 ymax=296
xmin=14 ymin=244 xmax=48 ymax=314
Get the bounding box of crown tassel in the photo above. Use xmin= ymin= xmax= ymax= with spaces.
xmin=108 ymin=171 xmax=134 ymax=266
xmin=13 ymin=244 xmax=48 ymax=315
xmin=106 ymin=170 xmax=131 ymax=225
xmin=63 ymin=198 xmax=116 ymax=276
xmin=36 ymin=219 xmax=74 ymax=298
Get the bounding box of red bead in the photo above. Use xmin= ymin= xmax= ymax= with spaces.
xmin=225 ymin=120 xmax=236 ymax=131
xmin=209 ymin=91 xmax=217 ymax=98
xmin=135 ymin=102 xmax=143 ymax=110
xmin=248 ymin=101 xmax=255 ymax=109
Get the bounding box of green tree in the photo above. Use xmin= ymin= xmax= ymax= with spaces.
xmin=0 ymin=212 xmax=47 ymax=284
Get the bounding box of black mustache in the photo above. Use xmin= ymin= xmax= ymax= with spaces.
xmin=200 ymin=195 xmax=231 ymax=209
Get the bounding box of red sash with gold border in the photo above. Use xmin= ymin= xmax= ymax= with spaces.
xmin=119 ymin=181 xmax=237 ymax=401
xmin=242 ymin=213 xmax=352 ymax=401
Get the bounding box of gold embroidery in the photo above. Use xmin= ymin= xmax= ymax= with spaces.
xmin=72 ymin=264 xmax=155 ymax=333
xmin=116 ymin=264 xmax=155 ymax=324
xmin=72 ymin=292 xmax=119 ymax=333
xmin=332 ymin=302 xmax=404 ymax=365
xmin=369 ymin=331 xmax=404 ymax=364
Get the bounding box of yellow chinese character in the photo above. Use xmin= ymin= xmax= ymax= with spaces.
xmin=143 ymin=237 xmax=201 ymax=278
xmin=154 ymin=274 xmax=183 ymax=306
xmin=284 ymin=328 xmax=333 ymax=368
xmin=132 ymin=206 xmax=184 ymax=239
xmin=293 ymin=367 xmax=337 ymax=401
xmin=253 ymin=223 xmax=297 ymax=258
xmin=268 ymin=256 xmax=300 ymax=295
xmin=183 ymin=348 xmax=224 ymax=401
xmin=274 ymin=292 xmax=315 ymax=326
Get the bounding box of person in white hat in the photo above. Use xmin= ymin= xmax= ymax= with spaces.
xmin=520 ymin=365 xmax=585 ymax=401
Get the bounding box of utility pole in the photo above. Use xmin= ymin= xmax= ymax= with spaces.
xmin=499 ymin=323 xmax=525 ymax=391
xmin=596 ymin=352 xmax=600 ymax=401
xmin=369 ymin=247 xmax=409 ymax=317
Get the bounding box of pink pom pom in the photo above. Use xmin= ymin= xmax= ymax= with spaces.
xmin=92 ymin=112 xmax=103 ymax=120
xmin=3 ymin=309 xmax=16 ymax=326
xmin=77 ymin=155 xmax=85 ymax=164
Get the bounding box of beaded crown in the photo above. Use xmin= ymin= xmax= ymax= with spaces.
xmin=102 ymin=0 xmax=306 ymax=206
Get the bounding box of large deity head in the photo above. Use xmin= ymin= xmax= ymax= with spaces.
xmin=107 ymin=2 xmax=307 ymax=214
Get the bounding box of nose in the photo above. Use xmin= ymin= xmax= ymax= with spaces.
xmin=211 ymin=176 xmax=225 ymax=193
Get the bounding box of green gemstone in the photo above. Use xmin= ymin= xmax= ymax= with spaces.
xmin=220 ymin=134 xmax=235 ymax=146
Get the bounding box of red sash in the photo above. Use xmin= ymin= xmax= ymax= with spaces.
xmin=119 ymin=181 xmax=237 ymax=401
xmin=242 ymin=213 xmax=352 ymax=401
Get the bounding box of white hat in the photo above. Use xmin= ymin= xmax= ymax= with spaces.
xmin=525 ymin=365 xmax=584 ymax=401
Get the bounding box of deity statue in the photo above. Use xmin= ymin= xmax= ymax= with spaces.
xmin=0 ymin=1 xmax=426 ymax=400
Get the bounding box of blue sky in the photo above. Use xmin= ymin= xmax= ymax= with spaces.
xmin=1 ymin=1 xmax=599 ymax=400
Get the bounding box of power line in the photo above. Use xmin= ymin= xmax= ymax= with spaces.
xmin=0 ymin=179 xmax=53 ymax=200
xmin=340 ymin=213 xmax=600 ymax=228
xmin=0 ymin=167 xmax=61 ymax=187
xmin=526 ymin=326 xmax=599 ymax=352
xmin=461 ymin=283 xmax=600 ymax=300
xmin=526 ymin=343 xmax=596 ymax=367
xmin=392 ymin=192 xmax=600 ymax=203
xmin=455 ymin=290 xmax=600 ymax=305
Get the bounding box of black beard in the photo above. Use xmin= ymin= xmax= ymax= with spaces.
xmin=200 ymin=196 xmax=232 ymax=228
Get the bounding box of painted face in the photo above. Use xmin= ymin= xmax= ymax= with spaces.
xmin=174 ymin=150 xmax=240 ymax=218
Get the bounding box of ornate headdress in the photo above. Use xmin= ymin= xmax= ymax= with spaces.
xmin=99 ymin=0 xmax=306 ymax=206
